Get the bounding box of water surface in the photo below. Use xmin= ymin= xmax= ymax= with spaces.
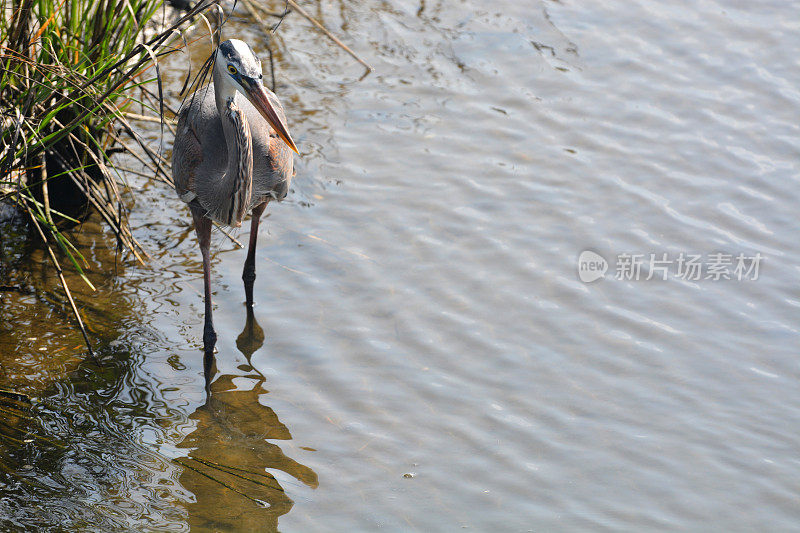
xmin=1 ymin=0 xmax=799 ymax=530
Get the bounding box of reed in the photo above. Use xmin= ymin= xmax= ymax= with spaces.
xmin=0 ymin=0 xmax=215 ymax=355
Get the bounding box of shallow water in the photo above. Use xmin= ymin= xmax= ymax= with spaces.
xmin=2 ymin=0 xmax=799 ymax=530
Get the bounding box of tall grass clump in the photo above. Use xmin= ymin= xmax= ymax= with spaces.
xmin=0 ymin=0 xmax=214 ymax=354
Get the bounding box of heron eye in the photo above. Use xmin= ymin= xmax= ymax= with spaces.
xmin=227 ymin=65 xmax=237 ymax=75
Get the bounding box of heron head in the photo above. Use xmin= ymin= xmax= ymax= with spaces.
xmin=216 ymin=39 xmax=298 ymax=154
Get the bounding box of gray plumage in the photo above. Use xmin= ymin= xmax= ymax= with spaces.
xmin=173 ymin=40 xmax=294 ymax=227
xmin=171 ymin=39 xmax=299 ymax=368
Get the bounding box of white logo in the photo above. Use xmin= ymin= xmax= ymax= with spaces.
xmin=578 ymin=250 xmax=607 ymax=283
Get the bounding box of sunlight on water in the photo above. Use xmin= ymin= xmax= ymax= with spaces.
xmin=1 ymin=0 xmax=798 ymax=530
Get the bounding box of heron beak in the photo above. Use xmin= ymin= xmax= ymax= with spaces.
xmin=242 ymin=78 xmax=299 ymax=154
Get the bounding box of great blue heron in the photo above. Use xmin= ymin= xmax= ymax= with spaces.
xmin=172 ymin=39 xmax=298 ymax=359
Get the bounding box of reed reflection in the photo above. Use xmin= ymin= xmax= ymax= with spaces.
xmin=177 ymin=309 xmax=317 ymax=532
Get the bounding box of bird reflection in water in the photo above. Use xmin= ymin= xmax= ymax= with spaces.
xmin=176 ymin=308 xmax=317 ymax=531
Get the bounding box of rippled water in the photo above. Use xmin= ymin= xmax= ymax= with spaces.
xmin=2 ymin=0 xmax=799 ymax=530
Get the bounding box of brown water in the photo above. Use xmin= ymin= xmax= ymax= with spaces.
xmin=2 ymin=0 xmax=799 ymax=530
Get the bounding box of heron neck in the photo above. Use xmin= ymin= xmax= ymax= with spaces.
xmin=220 ymin=95 xmax=253 ymax=226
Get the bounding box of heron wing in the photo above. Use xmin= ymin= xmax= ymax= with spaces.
xmin=242 ymin=92 xmax=293 ymax=204
xmin=173 ymin=87 xmax=229 ymax=204
xmin=173 ymin=103 xmax=205 ymax=204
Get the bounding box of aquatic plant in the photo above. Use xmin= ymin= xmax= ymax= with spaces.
xmin=0 ymin=0 xmax=213 ymax=354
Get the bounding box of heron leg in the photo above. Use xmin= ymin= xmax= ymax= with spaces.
xmin=191 ymin=207 xmax=217 ymax=359
xmin=243 ymin=201 xmax=268 ymax=307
